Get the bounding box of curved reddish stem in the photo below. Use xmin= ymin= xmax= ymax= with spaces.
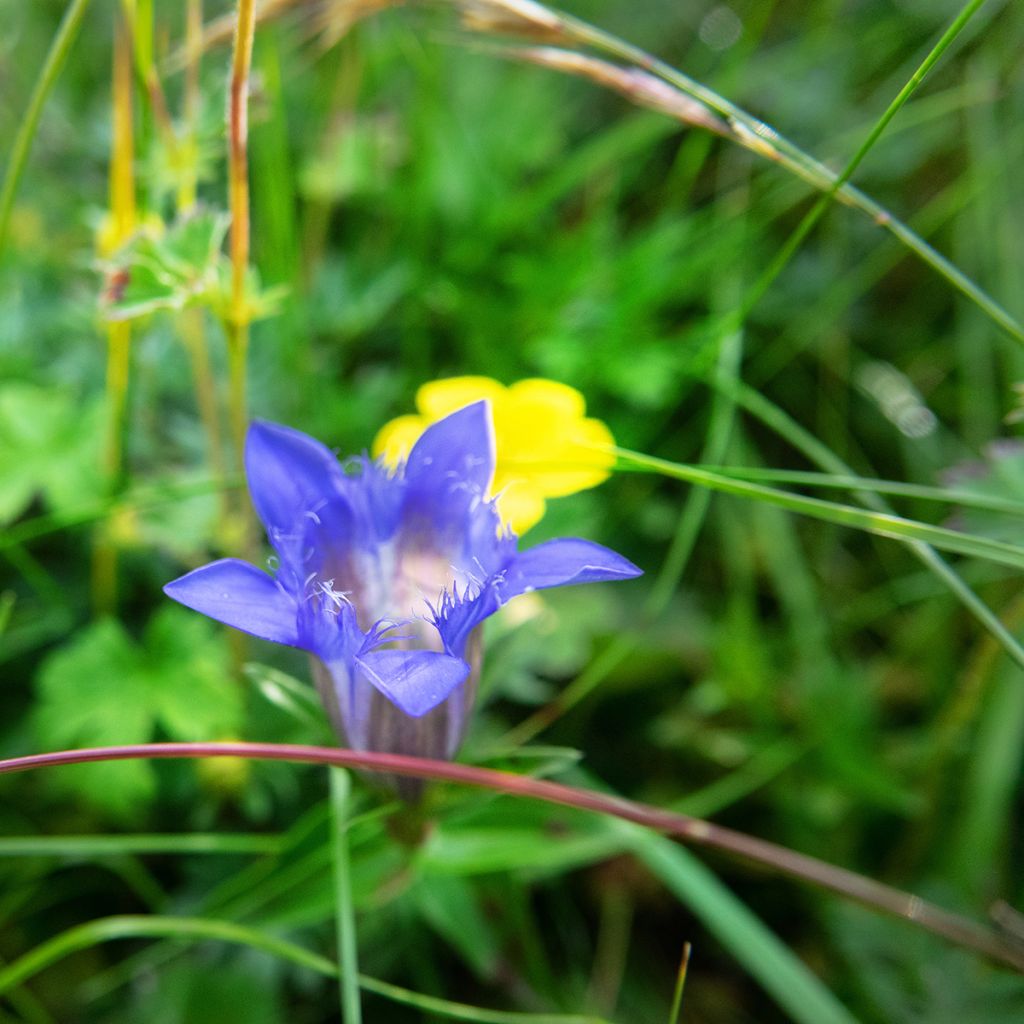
xmin=2 ymin=741 xmax=1022 ymax=972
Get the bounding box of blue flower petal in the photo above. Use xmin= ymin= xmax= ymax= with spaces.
xmin=500 ymin=538 xmax=642 ymax=600
xmin=356 ymin=648 xmax=470 ymax=718
xmin=245 ymin=420 xmax=349 ymax=544
xmin=404 ymin=400 xmax=494 ymax=498
xmin=432 ymin=583 xmax=503 ymax=660
xmin=296 ymin=591 xmax=366 ymax=662
xmin=164 ymin=558 xmax=299 ymax=645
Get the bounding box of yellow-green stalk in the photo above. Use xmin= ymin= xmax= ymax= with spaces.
xmin=92 ymin=11 xmax=137 ymax=615
xmin=225 ymin=0 xmax=257 ymax=554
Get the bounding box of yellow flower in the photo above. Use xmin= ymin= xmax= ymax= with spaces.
xmin=373 ymin=376 xmax=615 ymax=534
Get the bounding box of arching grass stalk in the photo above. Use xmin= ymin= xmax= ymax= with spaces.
xmin=502 ymin=0 xmax=1013 ymax=741
xmin=726 ymin=0 xmax=993 ymax=328
xmin=0 ymin=0 xmax=93 ymax=259
xmin=0 ymin=914 xmax=612 ymax=1023
xmin=2 ymin=741 xmax=1023 ymax=973
xmin=528 ymin=0 xmax=1024 ymax=345
xmin=92 ymin=9 xmax=137 ymax=615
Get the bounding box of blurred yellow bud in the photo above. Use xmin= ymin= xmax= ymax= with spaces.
xmin=196 ymin=740 xmax=251 ymax=796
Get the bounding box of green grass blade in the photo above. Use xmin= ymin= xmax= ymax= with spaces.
xmin=733 ymin=0 xmax=995 ymax=326
xmin=835 ymin=0 xmax=988 ymax=197
xmin=687 ymin=467 xmax=1024 ymax=517
xmin=726 ymin=380 xmax=1024 ymax=671
xmin=666 ymin=942 xmax=691 ymax=1024
xmin=560 ymin=3 xmax=1024 ymax=344
xmin=621 ymin=828 xmax=860 ymax=1024
xmin=358 ymin=976 xmax=615 ymax=1024
xmin=615 ymin=448 xmax=1024 ymax=571
xmin=0 ymin=916 xmax=335 ymax=997
xmin=330 ymin=768 xmax=363 ymax=1024
xmin=0 ymin=0 xmax=94 ymax=258
xmin=0 ymin=914 xmax=614 ymax=1024
xmin=0 ymin=833 xmax=283 ymax=857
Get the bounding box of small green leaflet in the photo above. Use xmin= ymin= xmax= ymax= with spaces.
xmin=102 ymin=208 xmax=229 ymax=321
xmin=32 ymin=607 xmax=243 ymax=821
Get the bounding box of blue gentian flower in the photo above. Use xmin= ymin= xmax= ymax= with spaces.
xmin=164 ymin=402 xmax=641 ymax=769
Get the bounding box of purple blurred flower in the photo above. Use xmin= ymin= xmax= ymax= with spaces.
xmin=165 ymin=402 xmax=640 ymax=771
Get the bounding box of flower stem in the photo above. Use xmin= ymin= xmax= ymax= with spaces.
xmin=330 ymin=769 xmax=363 ymax=1024
xmin=3 ymin=741 xmax=1023 ymax=975
xmin=225 ymin=0 xmax=257 ymax=555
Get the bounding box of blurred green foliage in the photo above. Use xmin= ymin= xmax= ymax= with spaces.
xmin=1 ymin=0 xmax=1024 ymax=1021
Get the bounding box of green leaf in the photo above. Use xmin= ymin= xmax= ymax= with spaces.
xmin=0 ymin=382 xmax=104 ymax=524
xmin=245 ymin=661 xmax=329 ymax=734
xmin=144 ymin=606 xmax=242 ymax=740
xmin=411 ymin=875 xmax=502 ymax=979
xmin=832 ymin=902 xmax=1024 ymax=1024
xmin=207 ymin=259 xmax=288 ymax=325
xmin=102 ymin=208 xmax=229 ymax=321
xmin=419 ymin=824 xmax=624 ymax=876
xmin=32 ymin=618 xmax=157 ymax=820
xmin=116 ymin=960 xmax=283 ymax=1024
xmin=32 ymin=609 xmax=241 ymax=820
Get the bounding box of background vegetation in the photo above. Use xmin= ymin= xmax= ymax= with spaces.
xmin=2 ymin=0 xmax=1024 ymax=1020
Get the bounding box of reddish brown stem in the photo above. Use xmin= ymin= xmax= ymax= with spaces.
xmin=1 ymin=741 xmax=1022 ymax=973
xmin=228 ymin=0 xmax=255 ymax=325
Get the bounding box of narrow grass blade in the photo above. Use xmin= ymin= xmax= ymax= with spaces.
xmin=0 ymin=833 xmax=283 ymax=858
xmin=557 ymin=2 xmax=1023 ymax=344
xmin=623 ymin=828 xmax=860 ymax=1024
xmin=0 ymin=0 xmax=94 ymax=257
xmin=725 ymin=380 xmax=1024 ymax=671
xmin=666 ymin=942 xmax=691 ymax=1024
xmin=615 ymin=448 xmax=1024 ymax=572
xmin=0 ymin=914 xmax=614 ymax=1023
xmin=330 ymin=768 xmax=363 ymax=1024
xmin=689 ymin=467 xmax=1024 ymax=517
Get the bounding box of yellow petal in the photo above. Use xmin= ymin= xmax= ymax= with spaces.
xmin=372 ymin=414 xmax=427 ymax=467
xmin=536 ymin=416 xmax=616 ymax=498
xmin=506 ymin=378 xmax=586 ymax=420
xmin=416 ymin=376 xmax=506 ymax=419
xmin=495 ymin=411 xmax=615 ymax=499
xmin=495 ymin=483 xmax=547 ymax=535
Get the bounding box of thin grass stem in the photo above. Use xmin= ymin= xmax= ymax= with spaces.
xmin=554 ymin=3 xmax=1024 ymax=344
xmin=224 ymin=0 xmax=258 ymax=557
xmin=726 ymin=380 xmax=1024 ymax=672
xmin=330 ymin=769 xmax=363 ymax=1024
xmin=666 ymin=942 xmax=691 ymax=1024
xmin=0 ymin=913 xmax=612 ymax=1023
